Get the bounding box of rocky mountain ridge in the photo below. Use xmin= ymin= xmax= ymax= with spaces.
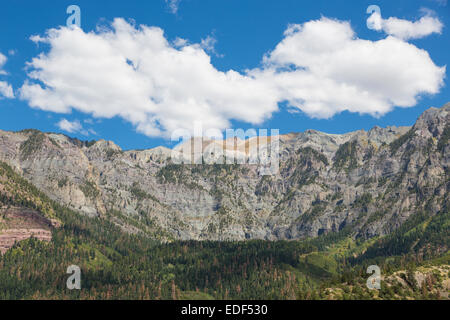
xmin=0 ymin=103 xmax=448 ymax=241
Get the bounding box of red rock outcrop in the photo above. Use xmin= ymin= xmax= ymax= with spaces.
xmin=0 ymin=206 xmax=54 ymax=254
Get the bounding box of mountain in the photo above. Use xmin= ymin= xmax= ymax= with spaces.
xmin=0 ymin=104 xmax=448 ymax=300
xmin=0 ymin=104 xmax=449 ymax=243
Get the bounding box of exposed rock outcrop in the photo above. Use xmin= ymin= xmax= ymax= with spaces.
xmin=0 ymin=207 xmax=55 ymax=253
xmin=0 ymin=104 xmax=448 ymax=241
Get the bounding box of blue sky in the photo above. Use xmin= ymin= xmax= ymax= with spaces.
xmin=0 ymin=0 xmax=449 ymax=150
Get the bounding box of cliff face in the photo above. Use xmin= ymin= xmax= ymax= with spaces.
xmin=0 ymin=104 xmax=448 ymax=241
xmin=0 ymin=207 xmax=53 ymax=254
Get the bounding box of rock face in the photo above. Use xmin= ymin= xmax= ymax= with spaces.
xmin=0 ymin=104 xmax=448 ymax=241
xmin=0 ymin=207 xmax=54 ymax=254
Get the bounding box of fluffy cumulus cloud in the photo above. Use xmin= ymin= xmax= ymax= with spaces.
xmin=20 ymin=19 xmax=278 ymax=137
xmin=367 ymin=10 xmax=443 ymax=40
xmin=56 ymin=118 xmax=95 ymax=135
xmin=254 ymin=18 xmax=445 ymax=118
xmin=20 ymin=16 xmax=445 ymax=138
xmin=0 ymin=53 xmax=14 ymax=99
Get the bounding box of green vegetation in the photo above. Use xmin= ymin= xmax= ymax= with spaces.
xmin=333 ymin=141 xmax=358 ymax=171
xmin=20 ymin=131 xmax=46 ymax=160
xmin=297 ymin=173 xmax=318 ymax=189
xmin=352 ymin=193 xmax=373 ymax=209
xmin=255 ymin=175 xmax=272 ymax=196
xmin=58 ymin=177 xmax=69 ymax=188
xmin=377 ymin=176 xmax=388 ymax=187
xmin=79 ymin=180 xmax=100 ymax=200
xmin=157 ymin=164 xmax=210 ymax=191
xmin=357 ymin=209 xmax=450 ymax=262
xmin=330 ymin=191 xmax=343 ymax=201
xmin=298 ymin=202 xmax=327 ymax=224
xmin=297 ymin=147 xmax=329 ymax=166
xmin=66 ymin=136 xmax=97 ymax=148
xmin=389 ymin=129 xmax=415 ymax=155
xmin=157 ymin=164 xmax=185 ymax=184
xmin=179 ymin=291 xmax=215 ymax=300
xmin=365 ymin=210 xmax=386 ymax=225
xmin=0 ymin=162 xmax=57 ymax=220
xmin=437 ymin=124 xmax=449 ymax=153
xmin=105 ymin=148 xmax=122 ymax=160
xmin=130 ymin=182 xmax=160 ymax=203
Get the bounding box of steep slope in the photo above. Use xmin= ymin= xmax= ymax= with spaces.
xmin=0 ymin=208 xmax=53 ymax=254
xmin=0 ymin=104 xmax=448 ymax=241
xmin=0 ymin=161 xmax=59 ymax=253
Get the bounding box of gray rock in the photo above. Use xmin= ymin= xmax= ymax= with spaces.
xmin=0 ymin=104 xmax=448 ymax=241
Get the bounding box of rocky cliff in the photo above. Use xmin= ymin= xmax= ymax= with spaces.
xmin=0 ymin=104 xmax=448 ymax=241
xmin=0 ymin=207 xmax=53 ymax=254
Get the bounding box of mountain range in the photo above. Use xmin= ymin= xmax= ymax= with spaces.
xmin=0 ymin=103 xmax=449 ymax=245
xmin=0 ymin=103 xmax=449 ymax=300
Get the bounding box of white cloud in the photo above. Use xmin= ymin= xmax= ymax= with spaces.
xmin=367 ymin=10 xmax=443 ymax=40
xmin=56 ymin=118 xmax=95 ymax=135
xmin=165 ymin=0 xmax=181 ymax=14
xmin=200 ymin=34 xmax=223 ymax=57
xmin=255 ymin=18 xmax=445 ymax=118
xmin=57 ymin=118 xmax=83 ymax=133
xmin=173 ymin=37 xmax=188 ymax=47
xmin=0 ymin=53 xmax=7 ymax=74
xmin=20 ymin=17 xmax=445 ymax=138
xmin=0 ymin=82 xmax=14 ymax=99
xmin=0 ymin=53 xmax=14 ymax=99
xmin=21 ymin=19 xmax=278 ymax=137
